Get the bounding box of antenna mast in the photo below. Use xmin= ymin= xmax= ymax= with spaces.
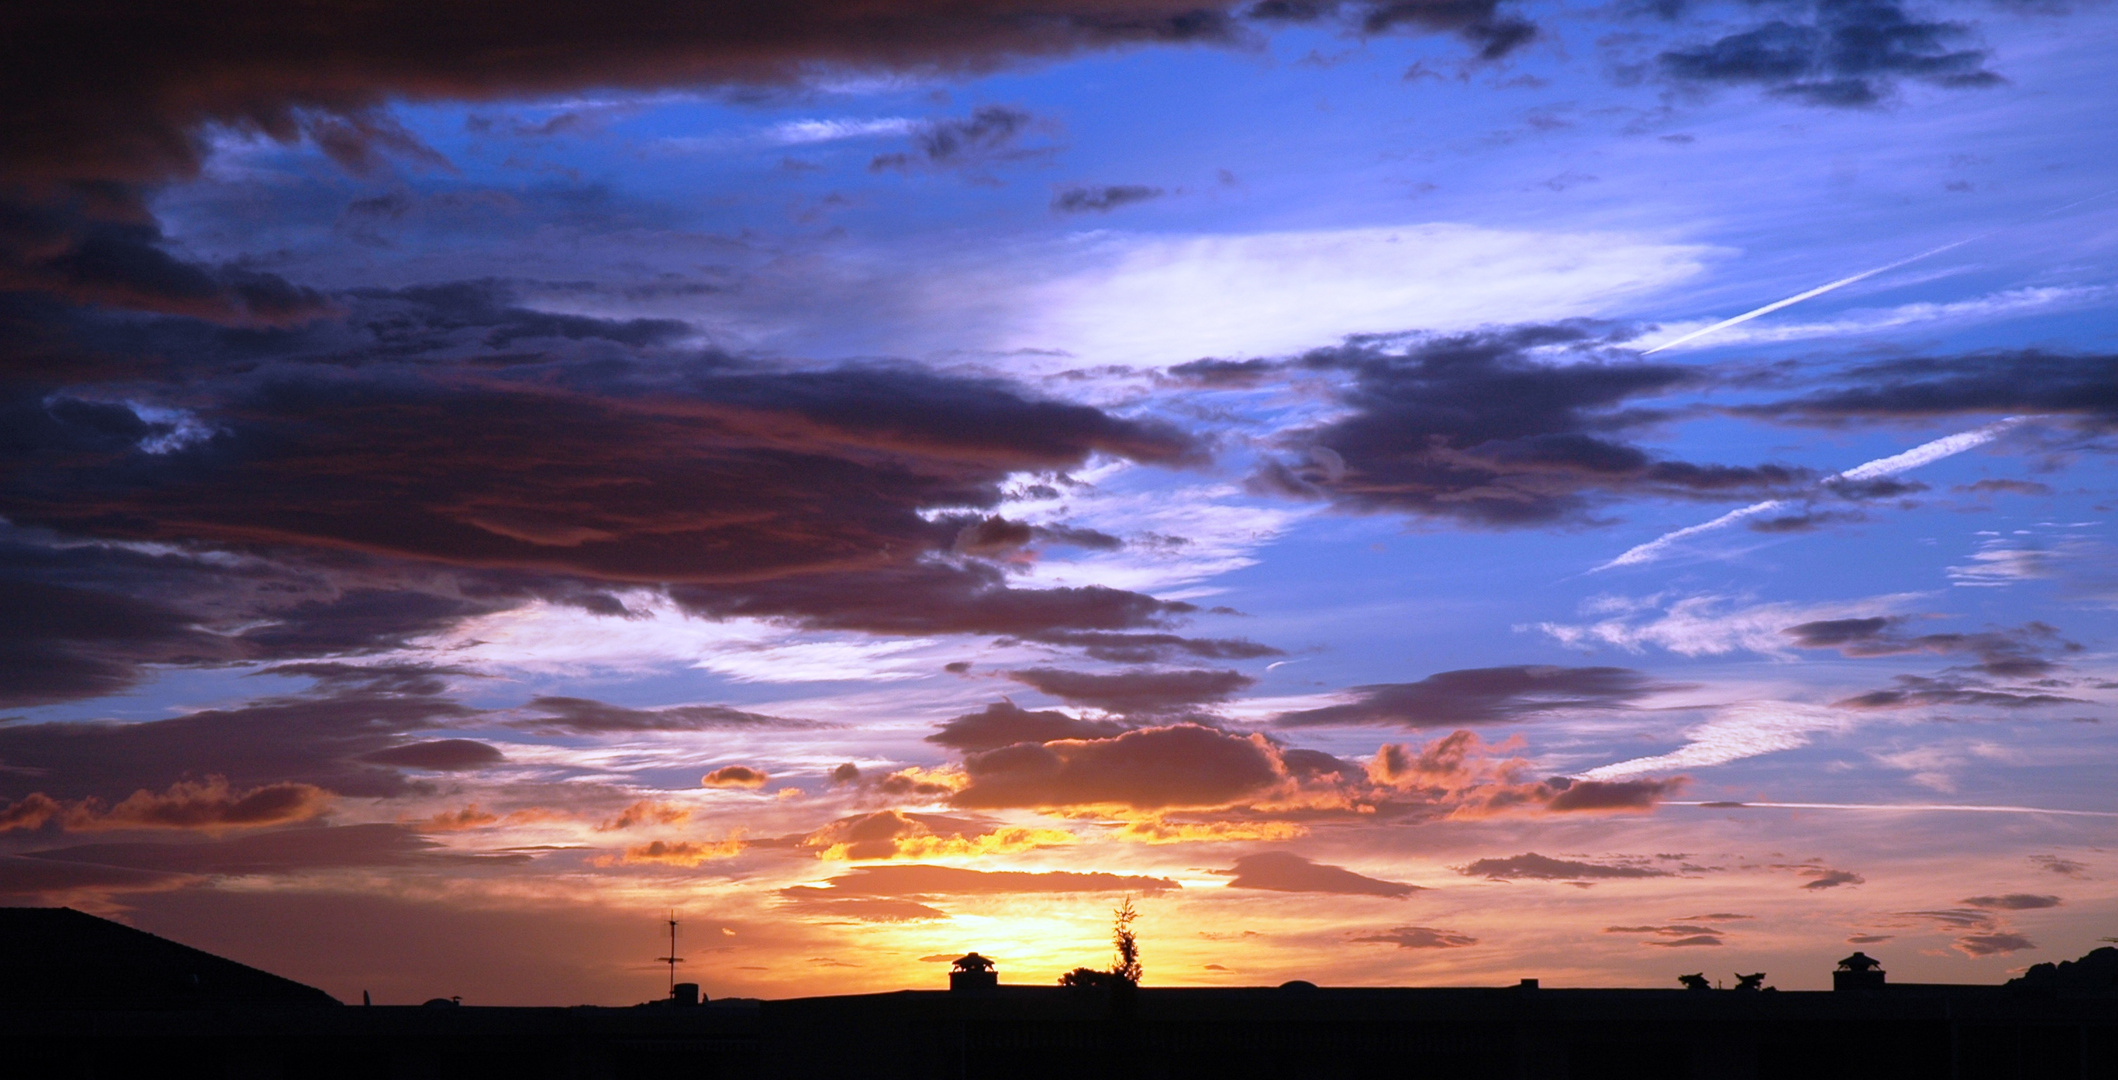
xmin=656 ymin=911 xmax=683 ymax=997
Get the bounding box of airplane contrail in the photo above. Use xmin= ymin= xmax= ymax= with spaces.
xmin=1595 ymin=416 xmax=2029 ymax=571
xmin=1643 ymin=238 xmax=1973 ymax=354
xmin=1671 ymin=800 xmax=2118 ymax=818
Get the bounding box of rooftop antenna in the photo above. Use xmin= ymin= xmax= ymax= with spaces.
xmin=656 ymin=911 xmax=683 ymax=998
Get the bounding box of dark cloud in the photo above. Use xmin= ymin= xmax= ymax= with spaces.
xmin=869 ymin=106 xmax=1042 ymax=172
xmin=0 ymin=523 xmax=548 ymax=708
xmin=1248 ymin=326 xmax=1807 ymax=528
xmin=1834 ymin=674 xmax=2082 ymax=711
xmin=926 ymin=701 xmax=1131 ymax=752
xmin=1005 ymin=667 xmax=1256 ymax=715
xmin=1279 ymin=748 xmax=1361 ymax=782
xmin=0 ymin=188 xmax=333 ymax=324
xmin=1052 ymin=184 xmax=1166 ymax=213
xmin=1033 ymin=525 xmax=1125 ymax=551
xmin=1349 ymin=925 xmax=1478 ymax=948
xmin=774 ymin=894 xmax=951 ymax=922
xmin=1606 ymin=924 xmax=1727 ymax=947
xmin=6 ymin=341 xmax=1201 ymax=587
xmin=1 ymin=288 xmax=1225 ymax=666
xmin=1544 ymin=776 xmax=1685 ymax=812
xmin=951 ymin=723 xmax=1286 ymax=810
xmin=1657 ymin=0 xmax=2003 ymax=108
xmin=1785 ymin=618 xmax=2079 ymax=677
xmin=1905 ymin=914 xmax=2055 ymax=957
xmin=1458 ymin=853 xmax=1671 ymax=880
xmin=945 ymin=515 xmax=1123 ymax=556
xmin=1955 ymin=478 xmax=2051 ymax=497
xmin=0 ymin=0 xmax=1252 ymax=313
xmin=1746 ymin=508 xmax=1865 ymax=534
xmin=20 ymin=823 xmax=483 ymax=875
xmin=1962 ymin=893 xmax=2060 ymax=910
xmin=511 ymin=696 xmax=816 ymax=733
xmin=953 ymin=515 xmax=1036 ymax=556
xmin=1735 ymin=351 xmax=2118 ymax=427
xmin=1166 ymin=357 xmax=1283 ymax=389
xmin=671 ymin=562 xmax=1201 ymax=641
xmin=1212 ymin=852 xmax=1421 ymax=897
xmin=1276 ymin=665 xmax=1661 ymax=728
xmin=1017 ymin=630 xmax=1285 ymax=664
xmin=1801 ymin=868 xmax=1864 ymax=890
xmin=2030 ymin=854 xmax=2087 ymax=878
xmin=362 ymin=739 xmax=505 ymax=770
xmin=1245 ymin=0 xmax=1538 ymax=61
xmin=0 ymin=855 xmax=190 ymax=898
xmin=1955 ymin=932 xmax=2036 ymax=956
xmin=0 ymin=666 xmax=475 ymax=802
xmin=0 ymin=578 xmax=235 ymax=708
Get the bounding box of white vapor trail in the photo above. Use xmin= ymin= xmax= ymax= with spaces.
xmin=1671 ymin=800 xmax=2118 ymax=818
xmin=1596 ymin=416 xmax=2030 ymax=570
xmin=1643 ymin=239 xmax=1972 ymax=355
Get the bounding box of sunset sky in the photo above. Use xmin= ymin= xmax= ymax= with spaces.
xmin=2 ymin=0 xmax=2114 ymax=1006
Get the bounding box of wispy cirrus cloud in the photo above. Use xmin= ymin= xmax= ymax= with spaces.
xmin=1536 ymin=591 xmax=1924 ymax=658
xmin=1581 ymin=700 xmax=1850 ymax=779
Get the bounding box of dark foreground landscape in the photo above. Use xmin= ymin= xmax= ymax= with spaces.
xmin=6 ymin=907 xmax=2116 ymax=1080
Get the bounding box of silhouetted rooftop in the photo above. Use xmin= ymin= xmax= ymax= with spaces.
xmin=0 ymin=907 xmax=340 ymax=1011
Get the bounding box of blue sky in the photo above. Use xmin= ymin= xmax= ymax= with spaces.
xmin=1 ymin=0 xmax=2113 ymax=1003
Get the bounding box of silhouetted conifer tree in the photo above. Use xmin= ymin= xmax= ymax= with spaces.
xmin=1112 ymin=898 xmax=1141 ymax=986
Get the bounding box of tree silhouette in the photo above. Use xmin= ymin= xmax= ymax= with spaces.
xmin=1112 ymin=898 xmax=1141 ymax=985
xmin=1058 ymin=897 xmax=1143 ymax=989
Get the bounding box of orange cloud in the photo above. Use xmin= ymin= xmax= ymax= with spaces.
xmin=1364 ymin=731 xmax=1684 ymax=819
xmin=420 ymin=805 xmax=501 ymax=831
xmin=801 ymin=809 xmax=1071 ymax=860
xmin=39 ymin=778 xmax=333 ymax=832
xmin=1369 ymin=730 xmax=1528 ymax=794
xmin=1111 ymin=818 xmax=1308 ymax=844
xmin=702 ymin=765 xmax=769 ymax=789
xmin=596 ymin=800 xmax=694 ymax=830
xmin=875 ymin=765 xmax=965 ymax=799
xmin=415 ymin=804 xmax=574 ymax=831
xmin=605 ymin=835 xmax=747 ymax=867
xmin=0 ymin=793 xmax=62 ymax=832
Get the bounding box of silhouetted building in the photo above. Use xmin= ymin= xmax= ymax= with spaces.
xmin=0 ymin=906 xmax=339 ymax=1011
xmin=1834 ymin=951 xmax=1886 ymax=991
xmin=951 ymin=952 xmax=999 ymax=993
